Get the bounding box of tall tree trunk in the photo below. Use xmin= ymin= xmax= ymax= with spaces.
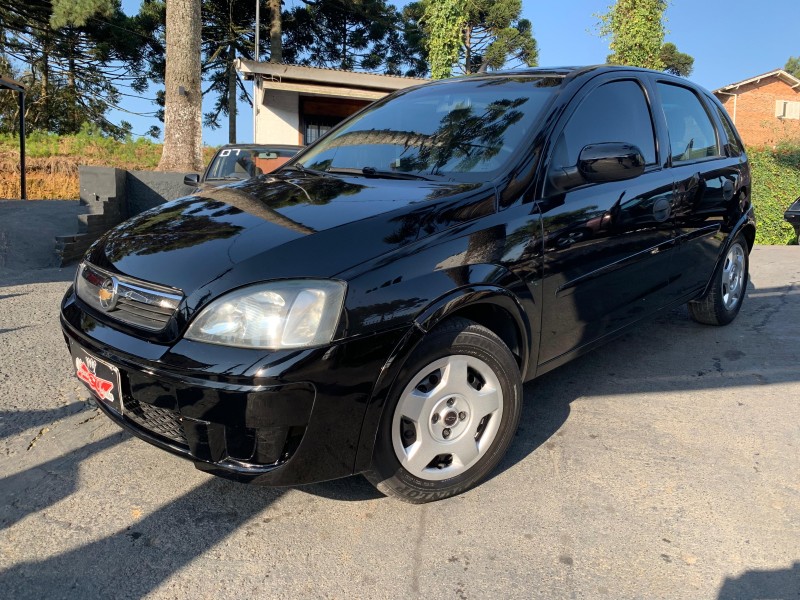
xmin=268 ymin=0 xmax=282 ymax=62
xmin=157 ymin=0 xmax=203 ymax=172
xmin=464 ymin=24 xmax=471 ymax=74
xmin=67 ymin=29 xmax=78 ymax=131
xmin=227 ymin=45 xmax=237 ymax=143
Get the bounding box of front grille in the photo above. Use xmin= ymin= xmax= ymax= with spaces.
xmin=124 ymin=398 xmax=188 ymax=446
xmin=75 ymin=262 xmax=182 ymax=331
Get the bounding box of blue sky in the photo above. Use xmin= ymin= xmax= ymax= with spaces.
xmin=114 ymin=0 xmax=799 ymax=146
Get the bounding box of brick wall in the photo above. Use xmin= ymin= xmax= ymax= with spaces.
xmin=716 ymin=78 xmax=800 ymax=147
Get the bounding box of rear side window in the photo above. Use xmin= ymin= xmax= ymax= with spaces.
xmin=552 ymin=80 xmax=657 ymax=169
xmin=658 ymin=83 xmax=721 ymax=163
xmin=714 ymin=104 xmax=744 ymax=156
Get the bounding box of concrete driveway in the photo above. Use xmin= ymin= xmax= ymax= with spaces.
xmin=0 ymin=239 xmax=798 ymax=599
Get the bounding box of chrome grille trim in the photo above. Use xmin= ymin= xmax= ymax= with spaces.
xmin=75 ymin=262 xmax=183 ymax=331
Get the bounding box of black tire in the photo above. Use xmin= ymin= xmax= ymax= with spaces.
xmin=688 ymin=234 xmax=749 ymax=326
xmin=364 ymin=317 xmax=522 ymax=503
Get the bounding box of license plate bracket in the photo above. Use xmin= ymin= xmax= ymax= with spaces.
xmin=70 ymin=340 xmax=123 ymax=415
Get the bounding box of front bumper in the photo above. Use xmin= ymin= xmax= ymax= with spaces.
xmin=61 ymin=287 xmax=408 ymax=486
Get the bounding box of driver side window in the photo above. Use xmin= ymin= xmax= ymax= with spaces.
xmin=547 ymin=80 xmax=657 ymax=194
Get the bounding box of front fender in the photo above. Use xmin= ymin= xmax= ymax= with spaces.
xmin=352 ymin=284 xmax=536 ymax=474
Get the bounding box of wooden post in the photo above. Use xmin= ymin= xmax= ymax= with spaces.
xmin=18 ymin=90 xmax=26 ymax=200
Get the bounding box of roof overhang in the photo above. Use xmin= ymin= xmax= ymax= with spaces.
xmin=714 ymin=69 xmax=800 ymax=94
xmin=0 ymin=75 xmax=25 ymax=93
xmin=235 ymin=60 xmax=426 ymax=97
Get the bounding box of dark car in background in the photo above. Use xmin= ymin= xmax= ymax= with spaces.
xmin=62 ymin=66 xmax=755 ymax=503
xmin=183 ymin=143 xmax=303 ymax=190
xmin=785 ymin=196 xmax=800 ymax=239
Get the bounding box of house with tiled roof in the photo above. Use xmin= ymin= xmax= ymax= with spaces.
xmin=714 ymin=69 xmax=800 ymax=147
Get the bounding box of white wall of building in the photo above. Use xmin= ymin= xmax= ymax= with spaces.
xmin=255 ymin=89 xmax=300 ymax=145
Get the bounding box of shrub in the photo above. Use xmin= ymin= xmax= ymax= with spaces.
xmin=749 ymin=145 xmax=800 ymax=245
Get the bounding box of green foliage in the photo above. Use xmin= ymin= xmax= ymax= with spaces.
xmin=201 ymin=0 xmax=258 ymax=140
xmin=282 ymin=0 xmax=427 ymax=76
xmin=660 ymin=42 xmax=693 ymax=77
xmin=749 ymin=145 xmax=800 ymax=245
xmin=0 ymin=126 xmax=159 ymax=162
xmin=419 ymin=0 xmax=466 ymax=79
xmin=50 ymin=0 xmax=114 ymax=28
xmin=599 ymin=0 xmax=667 ymax=70
xmin=416 ymin=0 xmax=537 ymax=79
xmin=785 ymin=56 xmax=800 ymax=79
xmin=0 ymin=0 xmax=162 ymax=139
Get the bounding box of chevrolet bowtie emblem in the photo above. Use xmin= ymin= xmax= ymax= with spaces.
xmin=98 ymin=277 xmax=119 ymax=311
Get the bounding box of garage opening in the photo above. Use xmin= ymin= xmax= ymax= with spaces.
xmin=300 ymin=96 xmax=371 ymax=144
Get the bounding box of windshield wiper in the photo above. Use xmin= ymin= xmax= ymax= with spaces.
xmin=281 ymin=162 xmax=330 ymax=177
xmin=326 ymin=166 xmax=442 ymax=181
xmin=206 ymin=176 xmax=246 ymax=181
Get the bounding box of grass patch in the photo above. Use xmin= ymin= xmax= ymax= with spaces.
xmin=0 ymin=129 xmax=216 ymax=200
xmin=749 ymin=145 xmax=800 ymax=245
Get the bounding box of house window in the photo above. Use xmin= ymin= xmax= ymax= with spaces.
xmin=775 ymin=100 xmax=800 ymax=120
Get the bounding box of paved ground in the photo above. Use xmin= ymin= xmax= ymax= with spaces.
xmin=0 ymin=200 xmax=85 ymax=277
xmin=0 ymin=218 xmax=798 ymax=598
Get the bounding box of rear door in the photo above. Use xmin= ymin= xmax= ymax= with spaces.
xmin=654 ymin=81 xmax=748 ymax=300
xmin=537 ymin=75 xmax=676 ymax=365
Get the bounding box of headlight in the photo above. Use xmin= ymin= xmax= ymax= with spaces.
xmin=185 ymin=280 xmax=346 ymax=349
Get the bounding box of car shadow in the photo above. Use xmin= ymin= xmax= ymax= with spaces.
xmin=717 ymin=562 xmax=800 ymax=599
xmin=0 ymin=402 xmax=88 ymax=442
xmin=0 ymin=472 xmax=285 ymax=599
xmin=299 ymin=474 xmax=385 ymax=502
xmin=489 ymin=279 xmax=800 ymax=481
xmin=0 ymin=431 xmax=129 ymax=532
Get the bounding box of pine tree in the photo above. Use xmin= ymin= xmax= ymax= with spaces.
xmin=0 ymin=1 xmax=162 ymax=138
xmin=282 ymin=0 xmax=426 ymax=76
xmin=201 ymin=0 xmax=259 ymax=144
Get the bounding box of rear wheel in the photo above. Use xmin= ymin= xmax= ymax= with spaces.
xmin=688 ymin=234 xmax=749 ymax=325
xmin=365 ymin=318 xmax=522 ymax=503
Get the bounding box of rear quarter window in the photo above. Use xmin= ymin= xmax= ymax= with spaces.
xmin=713 ymin=104 xmax=744 ymax=156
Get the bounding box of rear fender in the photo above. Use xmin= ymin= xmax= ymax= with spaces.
xmin=699 ymin=208 xmax=756 ymax=299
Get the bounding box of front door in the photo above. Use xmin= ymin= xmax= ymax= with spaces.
xmin=537 ymin=77 xmax=676 ymax=365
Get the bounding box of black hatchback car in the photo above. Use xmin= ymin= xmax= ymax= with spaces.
xmin=62 ymin=66 xmax=755 ymax=503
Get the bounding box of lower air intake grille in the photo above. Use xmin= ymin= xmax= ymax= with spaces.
xmin=124 ymin=398 xmax=188 ymax=446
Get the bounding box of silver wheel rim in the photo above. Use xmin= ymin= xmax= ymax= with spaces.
xmin=392 ymin=354 xmax=504 ymax=481
xmin=722 ymin=243 xmax=746 ymax=310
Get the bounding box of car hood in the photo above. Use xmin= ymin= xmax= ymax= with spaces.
xmin=87 ymin=172 xmax=489 ymax=303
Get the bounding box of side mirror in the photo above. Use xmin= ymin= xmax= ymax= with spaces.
xmin=578 ymin=143 xmax=646 ymax=184
xmin=183 ymin=173 xmax=201 ymax=186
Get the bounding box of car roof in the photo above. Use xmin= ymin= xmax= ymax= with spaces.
xmin=434 ymin=65 xmax=689 ymax=86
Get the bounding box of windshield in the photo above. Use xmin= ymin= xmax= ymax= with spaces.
xmin=294 ymin=76 xmax=563 ymax=182
xmin=206 ymin=147 xmax=300 ymax=180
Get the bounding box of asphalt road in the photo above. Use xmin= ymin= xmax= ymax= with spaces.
xmin=1 ymin=234 xmax=798 ymax=599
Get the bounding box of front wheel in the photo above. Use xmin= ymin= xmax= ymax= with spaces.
xmin=688 ymin=234 xmax=749 ymax=326
xmin=365 ymin=318 xmax=522 ymax=503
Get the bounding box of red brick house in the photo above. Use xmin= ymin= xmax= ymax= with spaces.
xmin=714 ymin=69 xmax=800 ymax=147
